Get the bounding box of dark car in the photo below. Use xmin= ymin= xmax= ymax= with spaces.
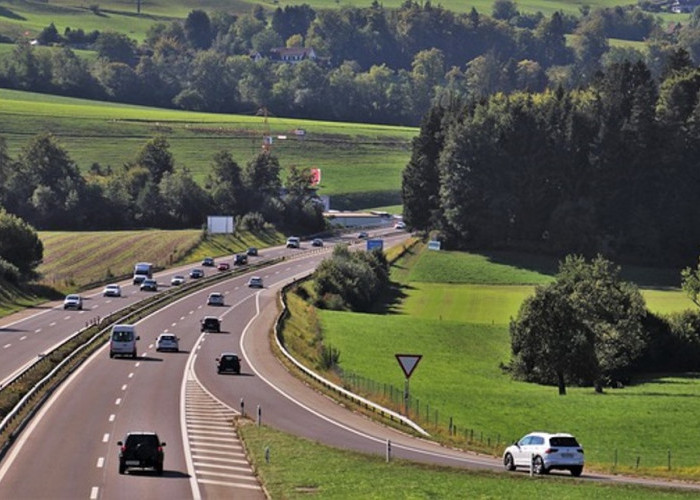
xmin=246 ymin=247 xmax=258 ymax=256
xmin=189 ymin=268 xmax=204 ymax=279
xmin=217 ymin=352 xmax=241 ymax=374
xmin=312 ymin=238 xmax=324 ymax=247
xmin=139 ymin=279 xmax=158 ymax=292
xmin=118 ymin=432 xmax=165 ymax=475
xmin=201 ymin=257 xmax=215 ymax=267
xmin=358 ymin=231 xmax=369 ymax=239
xmin=234 ymin=253 xmax=248 ymax=266
xmin=217 ymin=262 xmax=230 ymax=271
xmin=200 ymin=316 xmax=221 ymax=333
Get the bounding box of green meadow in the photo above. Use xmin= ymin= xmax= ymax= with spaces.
xmin=317 ymin=244 xmax=700 ymax=477
xmin=0 ymin=88 xmax=414 ymax=209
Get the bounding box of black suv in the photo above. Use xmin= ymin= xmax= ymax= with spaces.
xmin=217 ymin=353 xmax=241 ymax=374
xmin=200 ymin=316 xmax=221 ymax=333
xmin=234 ymin=253 xmax=248 ymax=265
xmin=118 ymin=432 xmax=165 ymax=475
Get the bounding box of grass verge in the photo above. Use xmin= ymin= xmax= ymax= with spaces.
xmin=238 ymin=421 xmax=699 ymax=499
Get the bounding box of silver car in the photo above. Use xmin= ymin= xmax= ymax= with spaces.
xmin=102 ymin=284 xmax=121 ymax=297
xmin=63 ymin=294 xmax=83 ymax=310
xmin=155 ymin=332 xmax=179 ymax=352
xmin=207 ymin=292 xmax=225 ymax=306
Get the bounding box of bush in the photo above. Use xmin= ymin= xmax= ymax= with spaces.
xmin=239 ymin=212 xmax=266 ymax=232
xmin=0 ymin=257 xmax=21 ymax=283
xmin=319 ymin=344 xmax=340 ymax=370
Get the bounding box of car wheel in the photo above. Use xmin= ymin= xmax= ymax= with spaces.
xmin=533 ymin=456 xmax=548 ymax=475
xmin=570 ymin=466 xmax=583 ymax=477
xmin=109 ymin=351 xmax=114 ymax=359
xmin=503 ymin=453 xmax=516 ymax=471
xmin=119 ymin=462 xmax=126 ymax=474
xmin=132 ymin=350 xmax=137 ymax=359
xmin=156 ymin=464 xmax=164 ymax=475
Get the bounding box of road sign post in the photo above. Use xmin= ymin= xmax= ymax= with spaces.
xmin=395 ymin=354 xmax=422 ymax=416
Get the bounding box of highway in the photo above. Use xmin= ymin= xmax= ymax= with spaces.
xmin=0 ymin=230 xmax=698 ymax=498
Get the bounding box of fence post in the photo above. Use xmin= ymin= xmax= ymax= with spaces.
xmin=636 ymin=456 xmax=640 ymax=469
xmin=668 ymin=449 xmax=671 ymax=471
xmin=386 ymin=439 xmax=391 ymax=463
xmin=257 ymin=404 xmax=261 ymax=426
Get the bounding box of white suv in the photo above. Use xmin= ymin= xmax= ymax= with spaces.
xmin=503 ymin=432 xmax=584 ymax=476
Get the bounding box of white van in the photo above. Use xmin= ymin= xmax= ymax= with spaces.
xmin=110 ymin=324 xmax=140 ymax=358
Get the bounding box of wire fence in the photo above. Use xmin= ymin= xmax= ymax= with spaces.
xmin=340 ymin=370 xmax=700 ymax=472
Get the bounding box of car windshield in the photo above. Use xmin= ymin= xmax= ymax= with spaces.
xmin=113 ymin=331 xmax=133 ymax=341
xmin=67 ymin=295 xmax=79 ymax=300
xmin=222 ymin=355 xmax=237 ymax=361
xmin=160 ymin=335 xmax=175 ymax=341
xmin=550 ymin=437 xmax=580 ymax=447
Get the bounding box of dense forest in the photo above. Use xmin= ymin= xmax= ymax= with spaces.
xmin=402 ymin=56 xmax=700 ymax=267
xmin=2 ymin=1 xmax=700 ymax=126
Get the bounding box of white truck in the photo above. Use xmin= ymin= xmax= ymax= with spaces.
xmin=132 ymin=262 xmax=153 ymax=285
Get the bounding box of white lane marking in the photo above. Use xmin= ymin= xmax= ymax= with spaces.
xmin=2 ymin=344 xmax=10 ymax=349
xmin=128 ymin=373 xmax=133 ymax=379
xmin=96 ymin=457 xmax=104 ymax=468
xmin=121 ymin=385 xmax=127 ymax=391
xmin=115 ymin=398 xmax=121 ymax=405
xmin=172 ymin=322 xmax=177 ymax=327
xmin=19 ymin=336 xmax=27 ymax=341
xmin=35 ymin=329 xmax=41 ymax=333
xmin=109 ymin=414 xmax=115 ymax=422
xmin=49 ymin=322 xmax=56 ymax=327
xmin=135 ymin=362 xmax=140 ymax=368
xmin=90 ymin=486 xmax=99 ymax=499
xmin=102 ymin=434 xmax=109 ymax=443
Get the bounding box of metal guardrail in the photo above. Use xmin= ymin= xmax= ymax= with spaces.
xmin=273 ymin=277 xmax=430 ymax=437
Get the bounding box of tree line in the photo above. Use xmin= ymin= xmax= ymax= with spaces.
xmin=402 ymin=56 xmax=700 ymax=268
xmin=2 ymin=2 xmax=697 ymax=126
xmin=0 ymin=134 xmax=324 ymax=237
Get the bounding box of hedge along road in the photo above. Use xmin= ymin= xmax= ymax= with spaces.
xmin=1 ymin=230 xmax=697 ymax=496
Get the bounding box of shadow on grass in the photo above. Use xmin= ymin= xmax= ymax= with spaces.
xmin=479 ymin=249 xmax=682 ymax=289
xmin=371 ymin=281 xmax=414 ymax=314
xmin=0 ymin=6 xmax=25 ymax=20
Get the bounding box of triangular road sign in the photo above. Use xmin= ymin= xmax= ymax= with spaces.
xmin=395 ymin=354 xmax=422 ymax=379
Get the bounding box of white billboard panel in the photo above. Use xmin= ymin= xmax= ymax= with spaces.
xmin=207 ymin=216 xmax=235 ymax=234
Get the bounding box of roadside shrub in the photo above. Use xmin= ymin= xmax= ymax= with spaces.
xmin=313 ymin=245 xmax=390 ymax=312
xmin=319 ymin=344 xmax=340 ymax=370
xmin=0 ymin=257 xmax=20 ymax=283
xmin=239 ymin=212 xmax=266 ymax=232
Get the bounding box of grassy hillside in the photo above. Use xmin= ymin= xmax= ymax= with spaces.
xmin=35 ymin=227 xmax=282 ymax=293
xmin=287 ymin=243 xmax=700 ymax=478
xmin=0 ymin=88 xmax=413 ymax=210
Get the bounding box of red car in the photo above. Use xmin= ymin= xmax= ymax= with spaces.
xmin=217 ymin=262 xmax=230 ymax=271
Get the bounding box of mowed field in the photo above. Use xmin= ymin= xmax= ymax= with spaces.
xmin=0 ymin=88 xmax=413 ymax=210
xmin=319 ymin=243 xmax=700 ymax=477
xmin=35 ymin=228 xmax=282 ymax=292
